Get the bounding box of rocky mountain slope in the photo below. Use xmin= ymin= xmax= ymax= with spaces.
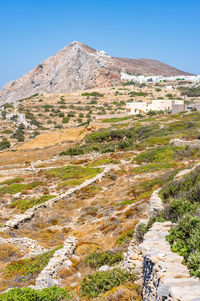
xmin=0 ymin=41 xmax=192 ymax=105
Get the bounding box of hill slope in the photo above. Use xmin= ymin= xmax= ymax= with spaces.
xmin=0 ymin=41 xmax=192 ymax=105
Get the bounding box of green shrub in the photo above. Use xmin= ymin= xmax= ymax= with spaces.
xmin=85 ymin=250 xmax=123 ymax=268
xmin=11 ymin=124 xmax=25 ymax=142
xmin=44 ymin=165 xmax=101 ymax=181
xmin=167 ymin=214 xmax=200 ymax=277
xmin=115 ymin=229 xmax=134 ymax=247
xmin=0 ymin=138 xmax=10 ymax=150
xmin=0 ymin=178 xmax=24 ymax=186
xmin=10 ymin=195 xmax=55 ymax=211
xmin=0 ymin=181 xmax=42 ymax=195
xmin=81 ymin=91 xmax=104 ymax=97
xmin=80 ymin=268 xmax=136 ymax=298
xmin=0 ymin=286 xmax=72 ymax=301
xmin=60 ymin=147 xmax=84 ymax=156
xmin=67 ymin=111 xmax=75 ymax=117
xmin=159 ymin=166 xmax=200 ymax=278
xmin=62 ymin=117 xmax=70 ymax=124
xmin=128 ymin=91 xmax=147 ymax=97
xmin=2 ymin=247 xmax=62 ymax=283
xmin=181 ymin=85 xmax=200 ymax=97
xmin=58 ymin=112 xmax=64 ymax=118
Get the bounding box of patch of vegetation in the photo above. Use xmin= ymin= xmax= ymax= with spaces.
xmin=0 ymin=178 xmax=24 ymax=186
xmin=44 ymin=165 xmax=102 ymax=181
xmin=128 ymin=91 xmax=147 ymax=97
xmin=10 ymin=195 xmax=55 ymax=211
xmin=81 ymin=91 xmax=104 ymax=97
xmin=62 ymin=117 xmax=70 ymax=123
xmin=115 ymin=229 xmax=135 ymax=247
xmin=11 ymin=124 xmax=25 ymax=142
xmin=0 ymin=138 xmax=10 ymax=150
xmin=0 ymin=181 xmax=42 ymax=195
xmin=60 ymin=147 xmax=85 ymax=156
xmin=88 ymin=158 xmax=120 ymax=166
xmin=85 ymin=250 xmax=123 ymax=268
xmin=2 ymin=246 xmax=62 ymax=283
xmin=0 ymin=286 xmax=73 ymax=301
xmin=57 ymin=179 xmax=84 ymax=188
xmin=0 ymin=130 xmax=13 ymax=134
xmin=102 ymin=116 xmax=134 ymax=123
xmin=181 ymin=85 xmax=200 ymax=97
xmin=133 ymin=145 xmax=191 ymax=173
xmin=80 ymin=268 xmax=136 ymax=298
xmin=25 ymin=111 xmax=40 ymax=127
xmin=158 ymin=166 xmax=200 ymax=278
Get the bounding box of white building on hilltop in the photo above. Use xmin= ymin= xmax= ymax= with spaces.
xmin=126 ymin=99 xmax=184 ymax=115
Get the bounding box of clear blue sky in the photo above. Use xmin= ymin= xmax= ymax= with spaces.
xmin=0 ymin=0 xmax=200 ymax=88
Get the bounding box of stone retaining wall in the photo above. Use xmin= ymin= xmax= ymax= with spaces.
xmin=0 ymin=237 xmax=47 ymax=258
xmin=171 ymin=138 xmax=200 ymax=148
xmin=141 ymin=222 xmax=200 ymax=300
xmin=34 ymin=236 xmax=77 ymax=289
xmin=138 ymin=185 xmax=200 ymax=300
xmin=1 ymin=166 xmax=112 ymax=231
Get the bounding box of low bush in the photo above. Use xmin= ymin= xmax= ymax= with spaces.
xmin=0 ymin=181 xmax=42 ymax=195
xmin=0 ymin=138 xmax=10 ymax=150
xmin=159 ymin=166 xmax=200 ymax=278
xmin=10 ymin=195 xmax=55 ymax=211
xmin=80 ymin=268 xmax=136 ymax=298
xmin=62 ymin=117 xmax=70 ymax=124
xmin=2 ymin=247 xmax=61 ymax=283
xmin=85 ymin=250 xmax=123 ymax=268
xmin=60 ymin=147 xmax=84 ymax=156
xmin=0 ymin=178 xmax=24 ymax=186
xmin=44 ymin=165 xmax=101 ymax=181
xmin=0 ymin=286 xmax=73 ymax=301
xmin=115 ymin=229 xmax=135 ymax=247
xmin=81 ymin=91 xmax=104 ymax=97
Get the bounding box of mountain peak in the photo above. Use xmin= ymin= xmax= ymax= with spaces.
xmin=0 ymin=42 xmax=193 ymax=105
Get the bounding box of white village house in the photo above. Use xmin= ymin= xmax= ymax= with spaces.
xmin=126 ymin=99 xmax=185 ymax=115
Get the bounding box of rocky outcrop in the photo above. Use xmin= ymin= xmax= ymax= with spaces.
xmin=34 ymin=236 xmax=77 ymax=289
xmin=0 ymin=41 xmax=191 ymax=105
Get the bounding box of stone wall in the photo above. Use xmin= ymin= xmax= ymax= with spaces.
xmin=171 ymin=138 xmax=200 ymax=148
xmin=138 ymin=188 xmax=200 ymax=300
xmin=1 ymin=166 xmax=112 ymax=231
xmin=141 ymin=222 xmax=200 ymax=300
xmin=34 ymin=236 xmax=77 ymax=289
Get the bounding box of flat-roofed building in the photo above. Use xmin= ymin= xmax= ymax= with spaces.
xmin=126 ymin=99 xmax=184 ymax=115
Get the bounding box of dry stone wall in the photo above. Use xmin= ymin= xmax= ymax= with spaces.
xmin=34 ymin=236 xmax=77 ymax=289
xmin=0 ymin=237 xmax=47 ymax=258
xmin=137 ymin=187 xmax=200 ymax=300
xmin=1 ymin=166 xmax=112 ymax=231
xmin=171 ymin=138 xmax=200 ymax=149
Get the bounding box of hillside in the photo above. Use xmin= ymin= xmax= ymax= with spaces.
xmin=0 ymin=41 xmax=192 ymax=105
xmin=0 ymin=79 xmax=200 ymax=299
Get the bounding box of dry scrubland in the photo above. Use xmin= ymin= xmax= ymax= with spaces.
xmin=0 ymin=80 xmax=200 ymax=300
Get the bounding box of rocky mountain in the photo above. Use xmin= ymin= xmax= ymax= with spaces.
xmin=0 ymin=41 xmax=192 ymax=105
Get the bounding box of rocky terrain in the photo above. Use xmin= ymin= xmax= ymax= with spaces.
xmin=0 ymin=79 xmax=200 ymax=300
xmin=0 ymin=41 xmax=193 ymax=105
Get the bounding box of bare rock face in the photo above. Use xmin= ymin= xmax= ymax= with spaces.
xmin=0 ymin=41 xmax=192 ymax=105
